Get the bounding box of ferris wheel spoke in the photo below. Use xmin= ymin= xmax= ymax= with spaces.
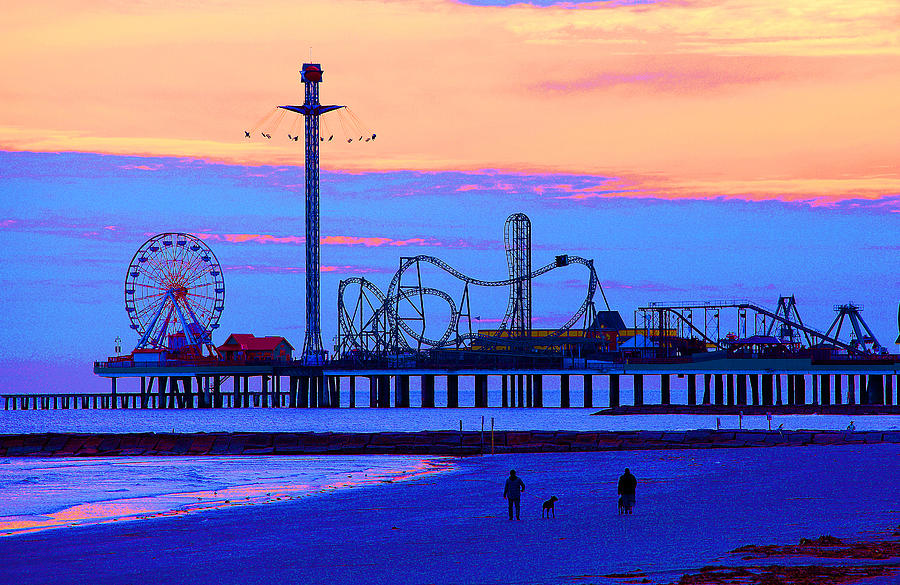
xmin=188 ymin=278 xmax=214 ymax=285
xmin=132 ymin=296 xmax=167 ymax=308
xmin=144 ymin=239 xmax=174 ymax=277
xmin=143 ymin=253 xmax=172 ymax=284
xmin=132 ymin=284 xmax=168 ymax=294
xmin=186 ymin=291 xmax=219 ymax=302
xmin=133 ymin=288 xmax=167 ymax=298
xmin=182 ymin=269 xmax=211 ymax=289
xmin=132 ymin=280 xmax=167 ymax=288
xmin=135 ymin=302 xmax=166 ymax=321
xmin=187 ymin=299 xmax=215 ymax=316
xmin=134 ymin=293 xmax=167 ymax=308
xmin=181 ymin=252 xmax=207 ymax=275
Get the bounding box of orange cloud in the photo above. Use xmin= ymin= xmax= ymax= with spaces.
xmin=1 ymin=0 xmax=898 ymax=201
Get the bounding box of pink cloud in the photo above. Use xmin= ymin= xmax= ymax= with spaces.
xmin=389 ymin=238 xmax=434 ymax=247
xmin=197 ymin=233 xmax=305 ymax=245
xmin=118 ymin=164 xmax=163 ymax=171
xmin=322 ymin=235 xmax=393 ymax=246
xmin=199 ymin=232 xmax=454 ymax=248
xmin=224 ymin=264 xmax=390 ymax=275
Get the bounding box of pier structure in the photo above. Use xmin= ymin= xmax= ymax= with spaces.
xmin=6 ymin=356 xmax=898 ymax=411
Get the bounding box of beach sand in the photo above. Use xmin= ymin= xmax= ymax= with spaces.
xmin=2 ymin=444 xmax=900 ymax=585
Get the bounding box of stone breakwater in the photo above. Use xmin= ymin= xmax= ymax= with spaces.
xmin=2 ymin=430 xmax=900 ymax=457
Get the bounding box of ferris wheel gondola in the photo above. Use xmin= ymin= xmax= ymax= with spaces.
xmin=124 ymin=233 xmax=225 ymax=356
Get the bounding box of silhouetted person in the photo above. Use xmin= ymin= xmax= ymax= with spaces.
xmin=617 ymin=468 xmax=637 ymax=514
xmin=503 ymin=469 xmax=525 ymax=520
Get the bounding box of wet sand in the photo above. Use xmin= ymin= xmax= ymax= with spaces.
xmin=2 ymin=445 xmax=900 ymax=585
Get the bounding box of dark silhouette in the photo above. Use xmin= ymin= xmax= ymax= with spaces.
xmin=617 ymin=468 xmax=637 ymax=514
xmin=542 ymin=496 xmax=558 ymax=518
xmin=503 ymin=469 xmax=525 ymax=520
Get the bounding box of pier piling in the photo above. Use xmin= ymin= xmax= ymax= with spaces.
xmin=421 ymin=375 xmax=435 ymax=408
xmin=447 ymin=375 xmax=459 ymax=408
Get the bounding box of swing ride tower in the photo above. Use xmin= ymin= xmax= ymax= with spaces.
xmin=277 ymin=63 xmax=344 ymax=364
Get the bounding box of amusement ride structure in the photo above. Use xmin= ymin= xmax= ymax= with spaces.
xmin=246 ymin=62 xmax=374 ymax=365
xmin=335 ymin=213 xmax=610 ymax=360
xmin=638 ymin=296 xmax=887 ymax=358
xmin=124 ymin=232 xmax=224 ymax=356
xmin=278 ymin=63 xmax=341 ymax=364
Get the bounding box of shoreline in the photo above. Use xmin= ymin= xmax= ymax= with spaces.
xmin=0 ymin=455 xmax=455 ymax=538
xmin=2 ymin=446 xmax=899 ymax=585
xmin=3 ymin=428 xmax=899 ymax=456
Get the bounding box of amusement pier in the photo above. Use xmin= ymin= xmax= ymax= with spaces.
xmin=7 ymin=62 xmax=899 ymax=412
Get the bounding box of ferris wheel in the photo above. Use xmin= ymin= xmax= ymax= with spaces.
xmin=124 ymin=233 xmax=225 ymax=354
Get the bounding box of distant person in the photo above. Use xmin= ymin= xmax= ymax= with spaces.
xmin=503 ymin=469 xmax=525 ymax=520
xmin=617 ymin=468 xmax=637 ymax=514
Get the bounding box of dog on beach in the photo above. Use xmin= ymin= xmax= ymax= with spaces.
xmin=617 ymin=495 xmax=626 ymax=515
xmin=542 ymin=496 xmax=558 ymax=518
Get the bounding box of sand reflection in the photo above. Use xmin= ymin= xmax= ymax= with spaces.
xmin=0 ymin=456 xmax=453 ymax=537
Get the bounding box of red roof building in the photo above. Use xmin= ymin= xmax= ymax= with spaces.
xmin=217 ymin=334 xmax=294 ymax=362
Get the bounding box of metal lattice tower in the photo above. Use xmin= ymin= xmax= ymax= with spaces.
xmin=278 ymin=63 xmax=344 ymax=364
xmin=503 ymin=213 xmax=532 ymax=338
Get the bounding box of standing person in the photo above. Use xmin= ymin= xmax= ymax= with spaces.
xmin=617 ymin=468 xmax=637 ymax=514
xmin=503 ymin=469 xmax=525 ymax=520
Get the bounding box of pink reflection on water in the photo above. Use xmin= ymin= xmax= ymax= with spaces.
xmin=0 ymin=457 xmax=453 ymax=537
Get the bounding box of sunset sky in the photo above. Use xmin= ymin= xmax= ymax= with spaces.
xmin=2 ymin=0 xmax=899 ymax=392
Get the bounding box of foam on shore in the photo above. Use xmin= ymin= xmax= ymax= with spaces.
xmin=0 ymin=455 xmax=454 ymax=537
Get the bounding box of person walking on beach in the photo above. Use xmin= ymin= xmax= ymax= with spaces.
xmin=503 ymin=469 xmax=525 ymax=520
xmin=617 ymin=468 xmax=637 ymax=514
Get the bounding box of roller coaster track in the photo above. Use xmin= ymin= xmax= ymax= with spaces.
xmin=645 ymin=300 xmax=869 ymax=355
xmin=337 ymin=254 xmax=610 ymax=357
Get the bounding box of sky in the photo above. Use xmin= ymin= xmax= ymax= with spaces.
xmin=1 ymin=0 xmax=899 ymax=393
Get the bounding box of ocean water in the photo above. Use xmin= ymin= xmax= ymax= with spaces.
xmin=2 ymin=407 xmax=899 ymax=434
xmin=11 ymin=372 xmax=898 ymax=434
xmin=0 ymin=455 xmax=453 ymax=537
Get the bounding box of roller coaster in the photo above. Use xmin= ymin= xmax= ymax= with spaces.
xmin=336 ymin=214 xmax=609 ymax=360
xmin=638 ymin=296 xmax=888 ymax=358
